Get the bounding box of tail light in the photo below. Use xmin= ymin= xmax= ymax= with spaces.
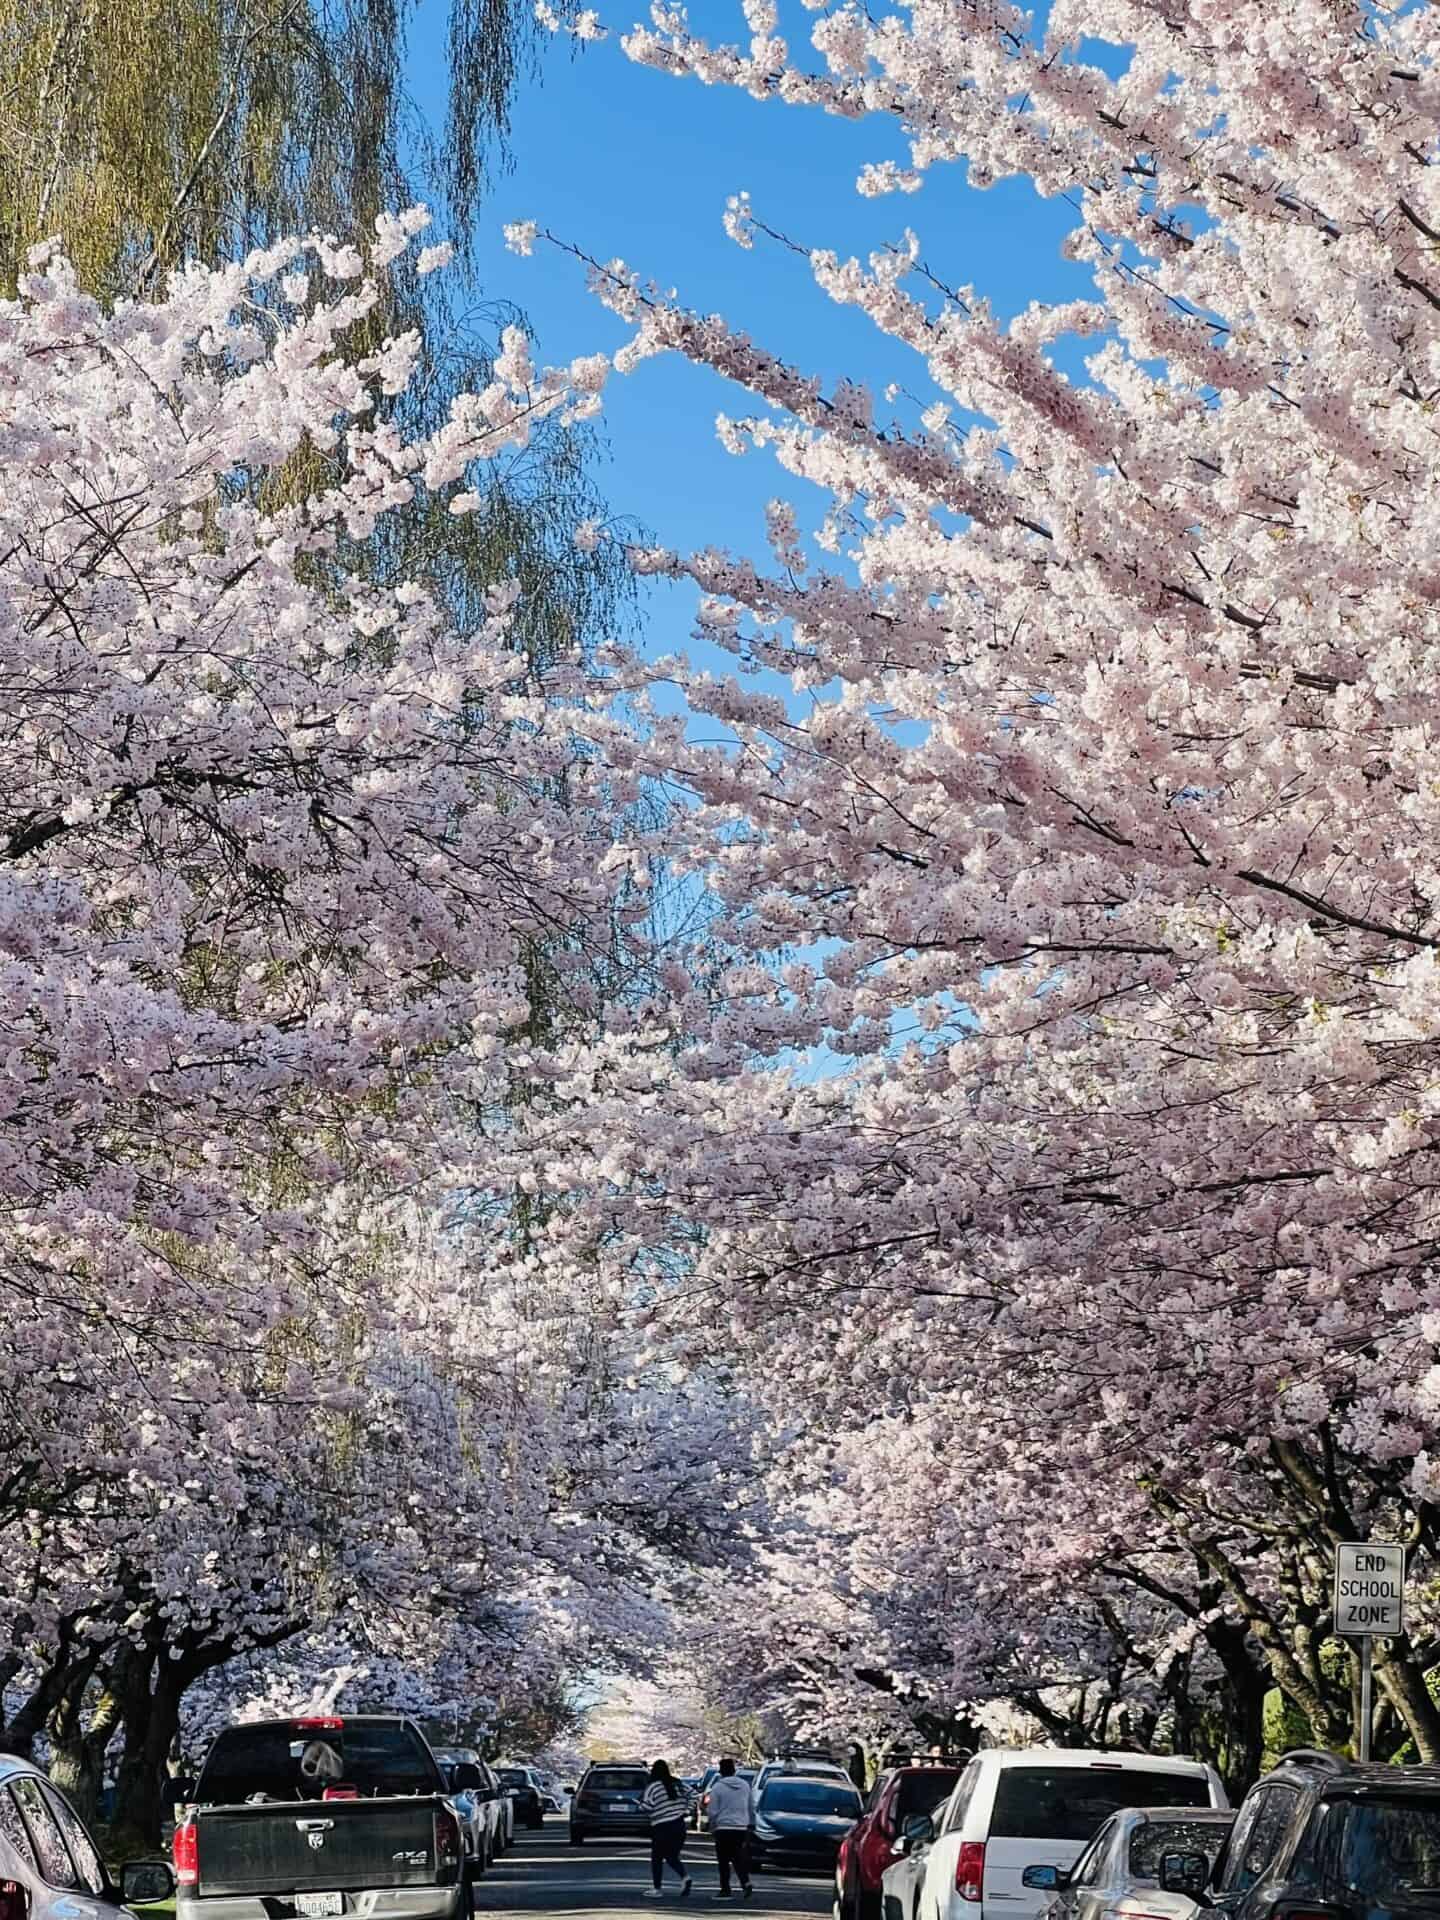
xmin=0 ymin=1880 xmax=29 ymax=1920
xmin=323 ymin=1786 xmax=359 ymax=1801
xmin=435 ymin=1806 xmax=463 ymax=1872
xmin=956 ymin=1841 xmax=984 ymax=1902
xmin=172 ymin=1820 xmax=198 ymax=1887
xmin=294 ymin=1716 xmax=344 ymax=1730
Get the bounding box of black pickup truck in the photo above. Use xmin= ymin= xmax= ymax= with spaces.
xmin=171 ymin=1715 xmax=472 ymax=1920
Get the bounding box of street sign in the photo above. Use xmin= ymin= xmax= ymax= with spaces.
xmin=1334 ymin=1542 xmax=1405 ymax=1637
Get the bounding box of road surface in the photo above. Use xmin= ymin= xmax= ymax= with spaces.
xmin=477 ymin=1825 xmax=834 ymax=1918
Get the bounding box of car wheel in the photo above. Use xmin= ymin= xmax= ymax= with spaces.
xmin=858 ymin=1892 xmax=882 ymax=1920
xmin=570 ymin=1828 xmax=586 ymax=1846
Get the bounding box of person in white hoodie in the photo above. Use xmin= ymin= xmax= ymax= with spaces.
xmin=706 ymin=1758 xmax=755 ymax=1900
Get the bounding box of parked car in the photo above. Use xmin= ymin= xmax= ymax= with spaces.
xmin=881 ymin=1807 xmax=941 ymax=1920
xmin=913 ymin=1749 xmax=1227 ymax=1920
xmin=693 ymin=1768 xmax=719 ymax=1830
xmin=756 ymin=1759 xmax=855 ymax=1798
xmin=537 ymin=1778 xmax=568 ymax=1816
xmin=569 ymin=1763 xmax=652 ymax=1844
xmin=839 ymin=1763 xmax=968 ymax=1920
xmin=496 ymin=1767 xmax=546 ymax=1830
xmin=0 ymin=1753 xmax=174 ymax=1920
xmin=1182 ymin=1746 xmax=1440 ymax=1920
xmin=481 ymin=1761 xmax=515 ymax=1853
xmin=431 ymin=1747 xmax=502 ymax=1872
xmin=168 ymin=1714 xmax=470 ymax=1920
xmin=1021 ymin=1807 xmax=1234 ymax=1920
xmin=752 ymin=1774 xmax=865 ymax=1876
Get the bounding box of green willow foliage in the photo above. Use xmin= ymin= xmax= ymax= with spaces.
xmin=0 ymin=0 xmax=525 ymax=293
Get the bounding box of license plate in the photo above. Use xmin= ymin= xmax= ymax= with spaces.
xmin=297 ymin=1894 xmax=344 ymax=1915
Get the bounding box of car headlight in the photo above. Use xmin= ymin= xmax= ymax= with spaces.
xmin=755 ymin=1821 xmax=778 ymax=1842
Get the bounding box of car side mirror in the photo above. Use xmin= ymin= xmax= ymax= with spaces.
xmin=1159 ymin=1853 xmax=1210 ymax=1899
xmin=121 ymin=1861 xmax=178 ymax=1906
xmin=563 ymin=1785 xmax=576 ymax=1794
xmin=902 ymin=1813 xmax=935 ymax=1855
xmin=1022 ymin=1866 xmax=1062 ymax=1892
xmin=450 ymin=1764 xmax=483 ymax=1791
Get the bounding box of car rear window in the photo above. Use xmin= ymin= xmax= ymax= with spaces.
xmin=1129 ymin=1817 xmax=1233 ymax=1879
xmin=196 ymin=1722 xmax=443 ymax=1802
xmin=990 ymin=1769 xmax=1210 ymax=1842
xmin=763 ymin=1781 xmax=863 ymax=1818
xmin=585 ymin=1769 xmax=649 ymax=1792
xmin=895 ymin=1771 xmax=963 ymax=1823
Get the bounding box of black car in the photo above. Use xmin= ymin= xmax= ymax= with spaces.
xmin=752 ymin=1774 xmax=864 ymax=1875
xmin=1171 ymin=1747 xmax=1440 ymax=1920
xmin=569 ymin=1764 xmax=652 ymax=1843
xmin=496 ymin=1767 xmax=545 ymax=1830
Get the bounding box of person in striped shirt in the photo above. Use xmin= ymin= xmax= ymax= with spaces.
xmin=642 ymin=1760 xmax=694 ymax=1898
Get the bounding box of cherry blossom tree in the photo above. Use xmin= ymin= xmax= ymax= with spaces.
xmin=512 ymin=0 xmax=1440 ymax=1766
xmin=0 ymin=215 xmax=722 ymax=1820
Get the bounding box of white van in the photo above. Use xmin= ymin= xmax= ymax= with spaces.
xmin=915 ymin=1750 xmax=1227 ymax=1920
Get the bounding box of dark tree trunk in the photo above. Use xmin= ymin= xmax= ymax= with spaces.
xmin=48 ymin=1650 xmax=137 ymax=1823
xmin=1204 ymin=1616 xmax=1266 ymax=1796
xmin=111 ymin=1650 xmax=188 ymax=1847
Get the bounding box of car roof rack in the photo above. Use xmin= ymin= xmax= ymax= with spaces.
xmin=1277 ymin=1749 xmax=1346 ymax=1770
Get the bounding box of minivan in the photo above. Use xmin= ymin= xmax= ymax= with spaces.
xmin=913 ymin=1749 xmax=1227 ymax=1920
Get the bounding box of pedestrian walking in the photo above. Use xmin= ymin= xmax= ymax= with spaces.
xmin=706 ymin=1757 xmax=755 ymax=1901
xmin=643 ymin=1759 xmax=693 ymax=1899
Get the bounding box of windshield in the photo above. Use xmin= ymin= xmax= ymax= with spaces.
xmin=991 ymin=1770 xmax=1210 ymax=1843
xmin=498 ymin=1770 xmax=528 ymax=1786
xmin=1130 ymin=1818 xmax=1234 ymax=1880
xmin=196 ymin=1722 xmax=443 ymax=1802
xmin=1313 ymin=1799 xmax=1440 ymax=1904
xmin=762 ymin=1782 xmax=863 ymax=1819
xmin=432 ymin=1750 xmax=476 ymax=1770
xmin=585 ymin=1769 xmax=649 ymax=1793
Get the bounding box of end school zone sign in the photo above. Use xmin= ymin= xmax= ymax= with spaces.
xmin=1334 ymin=1542 xmax=1406 ymax=1637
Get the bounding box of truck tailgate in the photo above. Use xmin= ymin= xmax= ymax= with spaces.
xmin=197 ymin=1799 xmax=447 ymax=1895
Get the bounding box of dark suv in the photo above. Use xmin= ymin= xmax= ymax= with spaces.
xmin=568 ymin=1764 xmax=651 ymax=1844
xmin=1173 ymin=1747 xmax=1440 ymax=1920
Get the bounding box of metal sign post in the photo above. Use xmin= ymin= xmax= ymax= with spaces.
xmin=1334 ymin=1542 xmax=1405 ymax=1762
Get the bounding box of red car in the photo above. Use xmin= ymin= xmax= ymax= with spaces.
xmin=836 ymin=1764 xmax=966 ymax=1920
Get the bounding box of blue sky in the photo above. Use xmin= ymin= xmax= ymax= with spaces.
xmin=406 ymin=0 xmax=1098 ymax=656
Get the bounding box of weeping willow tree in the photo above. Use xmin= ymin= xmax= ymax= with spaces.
xmin=0 ymin=0 xmax=530 ymax=293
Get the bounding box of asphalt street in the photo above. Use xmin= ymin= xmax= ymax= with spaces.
xmin=476 ymin=1825 xmax=834 ymax=1918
